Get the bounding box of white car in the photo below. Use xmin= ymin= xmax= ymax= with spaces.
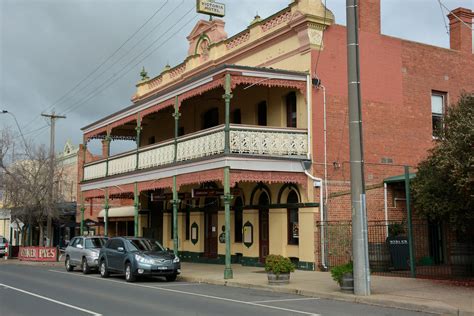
xmin=65 ymin=236 xmax=107 ymax=274
xmin=0 ymin=236 xmax=8 ymax=257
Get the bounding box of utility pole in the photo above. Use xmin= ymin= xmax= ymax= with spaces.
xmin=346 ymin=0 xmax=370 ymax=295
xmin=41 ymin=111 xmax=66 ymax=247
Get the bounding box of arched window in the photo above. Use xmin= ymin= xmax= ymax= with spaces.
xmin=287 ymin=190 xmax=299 ymax=245
xmin=234 ymin=197 xmax=243 ymax=242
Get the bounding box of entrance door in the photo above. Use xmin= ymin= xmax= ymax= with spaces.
xmin=258 ymin=193 xmax=270 ymax=263
xmin=204 ymin=198 xmax=218 ymax=258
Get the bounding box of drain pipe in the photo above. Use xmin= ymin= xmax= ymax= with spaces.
xmin=303 ymin=168 xmax=328 ymax=270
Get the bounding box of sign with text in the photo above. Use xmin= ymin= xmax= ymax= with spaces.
xmin=196 ymin=0 xmax=225 ymax=17
xmin=19 ymin=246 xmax=58 ymax=262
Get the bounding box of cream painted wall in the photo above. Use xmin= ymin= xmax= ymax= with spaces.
xmin=242 ymin=209 xmax=259 ymax=258
xmin=0 ymin=219 xmax=10 ymax=238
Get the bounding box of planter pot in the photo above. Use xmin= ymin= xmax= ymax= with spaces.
xmin=340 ymin=272 xmax=354 ymax=292
xmin=267 ymin=272 xmax=290 ymax=285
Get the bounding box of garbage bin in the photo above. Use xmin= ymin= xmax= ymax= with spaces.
xmin=387 ymin=236 xmax=410 ymax=270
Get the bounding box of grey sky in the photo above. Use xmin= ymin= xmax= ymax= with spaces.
xmin=1 ymin=0 xmax=472 ymax=154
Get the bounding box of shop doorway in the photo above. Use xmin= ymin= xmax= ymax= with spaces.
xmin=258 ymin=193 xmax=270 ymax=263
xmin=204 ymin=197 xmax=218 ymax=258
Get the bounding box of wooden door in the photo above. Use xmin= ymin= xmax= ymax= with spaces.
xmin=259 ymin=193 xmax=270 ymax=263
xmin=204 ymin=211 xmax=218 ymax=258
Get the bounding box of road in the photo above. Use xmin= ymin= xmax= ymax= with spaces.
xmin=0 ymin=263 xmax=435 ymax=316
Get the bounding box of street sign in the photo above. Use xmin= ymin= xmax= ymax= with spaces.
xmin=196 ymin=0 xmax=225 ymax=18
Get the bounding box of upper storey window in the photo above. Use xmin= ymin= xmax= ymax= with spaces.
xmin=431 ymin=92 xmax=446 ymax=138
xmin=286 ymin=92 xmax=297 ymax=128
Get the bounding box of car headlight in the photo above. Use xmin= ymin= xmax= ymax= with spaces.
xmin=135 ymin=254 xmax=154 ymax=265
xmin=173 ymin=256 xmax=180 ymax=263
xmin=89 ymin=252 xmax=99 ymax=259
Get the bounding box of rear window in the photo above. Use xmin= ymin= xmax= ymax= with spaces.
xmin=128 ymin=239 xmax=165 ymax=252
xmin=85 ymin=238 xmax=106 ymax=249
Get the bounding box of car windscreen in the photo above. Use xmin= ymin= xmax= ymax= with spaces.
xmin=85 ymin=238 xmax=106 ymax=249
xmin=128 ymin=239 xmax=165 ymax=252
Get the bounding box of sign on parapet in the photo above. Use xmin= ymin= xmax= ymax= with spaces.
xmin=196 ymin=0 xmax=225 ymax=18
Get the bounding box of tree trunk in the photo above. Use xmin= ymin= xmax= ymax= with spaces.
xmin=39 ymin=224 xmax=44 ymax=246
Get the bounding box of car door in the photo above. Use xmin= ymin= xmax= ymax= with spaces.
xmin=73 ymin=237 xmax=84 ymax=265
xmin=108 ymin=239 xmax=126 ymax=271
xmin=67 ymin=238 xmax=78 ymax=264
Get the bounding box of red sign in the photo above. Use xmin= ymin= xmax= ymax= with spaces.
xmin=19 ymin=246 xmax=58 ymax=262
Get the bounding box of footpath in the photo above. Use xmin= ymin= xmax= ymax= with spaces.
xmin=3 ymin=259 xmax=473 ymax=315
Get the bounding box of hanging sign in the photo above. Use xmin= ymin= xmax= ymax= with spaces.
xmin=192 ymin=188 xmax=242 ymax=198
xmin=196 ymin=0 xmax=225 ymax=18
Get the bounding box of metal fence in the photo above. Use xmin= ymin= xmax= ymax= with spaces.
xmin=316 ymin=220 xmax=474 ymax=280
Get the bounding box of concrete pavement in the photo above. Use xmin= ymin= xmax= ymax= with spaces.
xmin=4 ymin=259 xmax=473 ymax=315
xmin=178 ymin=263 xmax=474 ymax=316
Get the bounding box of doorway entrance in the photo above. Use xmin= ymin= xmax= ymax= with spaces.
xmin=204 ymin=197 xmax=218 ymax=258
xmin=258 ymin=193 xmax=270 ymax=263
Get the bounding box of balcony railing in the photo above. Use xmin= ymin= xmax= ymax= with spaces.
xmin=83 ymin=124 xmax=307 ymax=181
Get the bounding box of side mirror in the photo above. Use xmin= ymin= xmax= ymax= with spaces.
xmin=117 ymin=247 xmax=124 ymax=252
xmin=76 ymin=244 xmax=83 ymax=249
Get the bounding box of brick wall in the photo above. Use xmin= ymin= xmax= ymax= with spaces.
xmin=310 ymin=21 xmax=474 ymax=223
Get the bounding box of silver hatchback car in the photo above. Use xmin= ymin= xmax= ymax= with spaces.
xmin=65 ymin=236 xmax=107 ymax=274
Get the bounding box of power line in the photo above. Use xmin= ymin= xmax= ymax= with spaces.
xmin=437 ymin=0 xmax=473 ymax=30
xmin=56 ymin=0 xmax=186 ymax=116
xmin=436 ymin=0 xmax=450 ymax=35
xmin=20 ymin=0 xmax=170 ymax=132
xmin=60 ymin=9 xmax=198 ymax=117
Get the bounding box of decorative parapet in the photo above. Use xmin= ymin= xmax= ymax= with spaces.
xmin=226 ymin=31 xmax=250 ymax=50
xmin=261 ymin=10 xmax=292 ymax=32
xmin=132 ymin=1 xmax=333 ymax=101
xmin=169 ymin=64 xmax=187 ymax=79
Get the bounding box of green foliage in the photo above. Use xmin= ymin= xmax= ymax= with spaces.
xmin=412 ymin=93 xmax=474 ymax=233
xmin=330 ymin=262 xmax=353 ymax=285
xmin=264 ymin=254 xmax=295 ymax=275
xmin=388 ymin=223 xmax=405 ymax=237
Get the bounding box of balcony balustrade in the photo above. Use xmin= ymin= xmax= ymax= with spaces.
xmin=83 ymin=125 xmax=307 ymax=181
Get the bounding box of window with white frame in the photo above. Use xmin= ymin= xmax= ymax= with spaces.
xmin=431 ymin=92 xmax=446 ymax=138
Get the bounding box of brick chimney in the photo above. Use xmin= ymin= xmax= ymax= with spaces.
xmin=358 ymin=0 xmax=380 ymax=33
xmin=448 ymin=8 xmax=474 ymax=54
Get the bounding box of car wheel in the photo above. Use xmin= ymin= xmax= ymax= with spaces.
xmin=82 ymin=257 xmax=91 ymax=274
xmin=65 ymin=256 xmax=74 ymax=272
xmin=165 ymin=274 xmax=177 ymax=282
xmin=125 ymin=263 xmax=136 ymax=283
xmin=100 ymin=260 xmax=109 ymax=278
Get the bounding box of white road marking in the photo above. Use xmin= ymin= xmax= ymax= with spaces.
xmin=252 ymin=298 xmax=320 ymax=303
xmin=0 ymin=283 xmax=102 ymax=316
xmin=48 ymin=270 xmax=321 ymax=315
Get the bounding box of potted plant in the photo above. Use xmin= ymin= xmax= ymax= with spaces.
xmin=330 ymin=261 xmax=353 ymax=291
xmin=265 ymin=254 xmax=296 ymax=285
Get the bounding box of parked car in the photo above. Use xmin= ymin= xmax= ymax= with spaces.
xmin=99 ymin=237 xmax=180 ymax=282
xmin=65 ymin=236 xmax=108 ymax=274
xmin=0 ymin=236 xmax=8 ymax=257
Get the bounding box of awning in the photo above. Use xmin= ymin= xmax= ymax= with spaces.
xmin=384 ymin=173 xmax=416 ymax=184
xmin=98 ymin=206 xmax=135 ymax=218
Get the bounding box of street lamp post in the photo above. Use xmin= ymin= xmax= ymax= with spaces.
xmin=0 ymin=110 xmax=29 ymax=152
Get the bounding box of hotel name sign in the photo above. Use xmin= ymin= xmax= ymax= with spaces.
xmin=196 ymin=0 xmax=225 ymax=18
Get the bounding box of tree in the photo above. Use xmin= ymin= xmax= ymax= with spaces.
xmin=412 ymin=93 xmax=474 ymax=233
xmin=0 ymin=128 xmax=65 ymax=245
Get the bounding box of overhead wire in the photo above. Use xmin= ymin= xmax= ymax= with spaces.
xmin=20 ymin=0 xmax=170 ymax=133
xmin=60 ymin=8 xmax=198 ymax=117
xmin=52 ymin=0 xmax=186 ymax=116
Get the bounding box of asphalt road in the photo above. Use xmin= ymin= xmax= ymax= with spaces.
xmin=0 ymin=263 xmax=436 ymax=316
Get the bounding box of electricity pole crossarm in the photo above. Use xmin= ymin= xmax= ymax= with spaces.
xmin=41 ymin=112 xmax=66 ymax=247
